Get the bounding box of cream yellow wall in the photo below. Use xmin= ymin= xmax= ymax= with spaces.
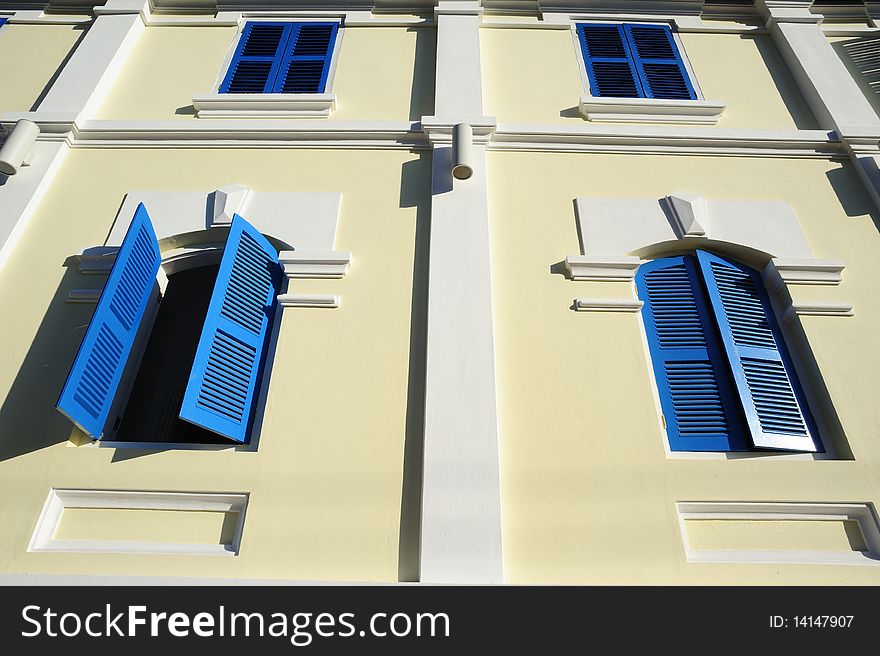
xmin=93 ymin=26 xmax=237 ymax=120
xmin=94 ymin=25 xmax=435 ymax=121
xmin=331 ymin=26 xmax=435 ymax=121
xmin=0 ymin=23 xmax=85 ymax=114
xmin=480 ymin=26 xmax=817 ymax=129
xmin=0 ymin=147 xmax=430 ymax=581
xmin=828 ymin=34 xmax=880 ymax=119
xmin=488 ymin=151 xmax=880 ymax=583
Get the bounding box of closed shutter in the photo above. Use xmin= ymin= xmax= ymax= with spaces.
xmin=578 ymin=24 xmax=641 ymax=98
xmin=636 ymin=256 xmax=746 ymax=451
xmin=179 ymin=215 xmax=281 ymax=443
xmin=624 ymin=24 xmax=696 ymax=100
xmin=56 ymin=203 xmax=161 ymax=439
xmin=274 ymin=22 xmax=338 ymax=93
xmin=696 ymin=250 xmax=820 ymax=452
xmin=220 ymin=22 xmax=292 ymax=94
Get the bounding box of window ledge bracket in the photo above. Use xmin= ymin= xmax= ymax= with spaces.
xmin=192 ymin=93 xmax=337 ymax=119
xmin=578 ymin=96 xmax=726 ymax=125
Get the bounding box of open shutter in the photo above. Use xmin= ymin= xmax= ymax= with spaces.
xmin=578 ymin=24 xmax=642 ymax=98
xmin=624 ymin=24 xmax=696 ymax=100
xmin=696 ymin=251 xmax=820 ymax=452
xmin=220 ymin=22 xmax=292 ymax=94
xmin=179 ymin=215 xmax=281 ymax=443
xmin=56 ymin=203 xmax=161 ymax=439
xmin=274 ymin=22 xmax=338 ymax=93
xmin=637 ymin=256 xmax=746 ymax=451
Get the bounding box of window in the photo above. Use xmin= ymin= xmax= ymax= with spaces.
xmin=220 ymin=21 xmax=339 ymax=94
xmin=577 ymin=23 xmax=696 ymax=100
xmin=56 ymin=204 xmax=282 ymax=445
xmin=636 ymin=250 xmax=820 ymax=453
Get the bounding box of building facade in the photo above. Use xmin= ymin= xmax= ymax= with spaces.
xmin=1 ymin=0 xmax=879 ymax=584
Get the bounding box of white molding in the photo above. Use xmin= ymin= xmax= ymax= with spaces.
xmin=67 ymin=289 xmax=102 ymax=303
xmin=9 ymin=11 xmax=93 ymax=24
xmin=762 ymin=257 xmax=846 ymax=291
xmin=677 ymin=501 xmax=880 ymax=566
xmin=279 ymin=250 xmax=351 ymax=278
xmin=35 ymin=13 xmax=144 ymax=122
xmin=491 ymin=124 xmax=840 ymax=157
xmin=193 ymin=94 xmax=337 ymax=119
xmin=783 ymin=302 xmax=854 ymax=320
xmin=512 ymin=13 xmax=765 ymax=33
xmin=564 ymin=255 xmax=640 ymax=281
xmin=575 ymin=195 xmax=816 ymax=260
xmin=579 ymin=97 xmax=726 ymax=125
xmin=421 ymin=116 xmax=497 ymax=144
xmin=574 ymin=298 xmax=644 ymax=312
xmin=277 ymin=293 xmax=339 ymax=308
xmin=109 ymin=189 xmax=340 ymax=252
xmin=665 ymin=191 xmax=707 ymax=237
xmin=421 ymin=144 xmax=504 ymax=584
xmin=211 ymin=183 xmax=250 ymax=225
xmin=28 ymin=489 xmax=248 ymax=556
xmin=0 ymin=142 xmax=68 ymax=277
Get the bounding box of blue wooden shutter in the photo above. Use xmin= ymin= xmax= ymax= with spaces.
xmin=179 ymin=215 xmax=281 ymax=443
xmin=578 ymin=24 xmax=642 ymax=98
xmin=636 ymin=256 xmax=746 ymax=451
xmin=274 ymin=22 xmax=338 ymax=93
xmin=0 ymin=18 xmax=7 ymax=28
xmin=220 ymin=22 xmax=292 ymax=93
xmin=696 ymin=251 xmax=820 ymax=452
xmin=624 ymin=24 xmax=696 ymax=100
xmin=56 ymin=203 xmax=161 ymax=439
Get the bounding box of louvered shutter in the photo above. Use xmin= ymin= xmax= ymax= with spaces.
xmin=220 ymin=22 xmax=292 ymax=94
xmin=578 ymin=24 xmax=642 ymax=98
xmin=696 ymin=250 xmax=820 ymax=452
xmin=274 ymin=22 xmax=338 ymax=93
xmin=56 ymin=203 xmax=161 ymax=439
xmin=636 ymin=256 xmax=747 ymax=451
xmin=179 ymin=215 xmax=281 ymax=443
xmin=624 ymin=24 xmax=696 ymax=100
xmin=0 ymin=18 xmax=7 ymax=28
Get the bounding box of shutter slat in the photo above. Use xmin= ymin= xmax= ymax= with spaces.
xmin=696 ymin=250 xmax=820 ymax=452
xmin=220 ymin=23 xmax=292 ymax=94
xmin=578 ymin=24 xmax=642 ymax=98
xmin=624 ymin=24 xmax=696 ymax=100
xmin=275 ymin=23 xmax=338 ymax=94
xmin=179 ymin=215 xmax=281 ymax=443
xmin=56 ymin=203 xmax=161 ymax=439
xmin=636 ymin=257 xmax=747 ymax=451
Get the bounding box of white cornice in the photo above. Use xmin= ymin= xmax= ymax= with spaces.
xmin=564 ymin=255 xmax=640 ymax=281
xmin=1 ymin=114 xmax=846 ymax=158
xmin=277 ymin=293 xmax=340 ymax=308
xmin=192 ymin=94 xmax=337 ymax=119
xmin=491 ymin=124 xmax=842 ymax=157
xmin=279 ymin=250 xmax=351 ymax=278
xmin=579 ymin=97 xmax=726 ymax=125
xmin=575 ymin=298 xmax=644 ymax=312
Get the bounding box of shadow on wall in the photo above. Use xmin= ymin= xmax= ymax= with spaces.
xmin=408 ymin=26 xmax=436 ymax=122
xmin=826 ymin=159 xmax=880 ymax=232
xmin=0 ymin=259 xmax=98 ymax=461
xmin=832 ymin=36 xmax=880 ymax=117
xmin=745 ymin=34 xmax=820 ymax=130
xmin=29 ymin=25 xmax=89 ymax=111
xmin=396 ymin=152 xmax=432 ymax=582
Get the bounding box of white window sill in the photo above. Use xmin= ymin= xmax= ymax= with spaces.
xmin=192 ymin=93 xmax=336 ymax=118
xmin=578 ymin=96 xmax=726 ymax=125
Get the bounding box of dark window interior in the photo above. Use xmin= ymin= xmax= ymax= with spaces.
xmin=114 ymin=264 xmax=226 ymax=444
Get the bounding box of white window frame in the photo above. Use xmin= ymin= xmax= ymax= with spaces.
xmin=192 ymin=17 xmax=345 ymax=118
xmin=569 ymin=19 xmax=727 ymax=125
